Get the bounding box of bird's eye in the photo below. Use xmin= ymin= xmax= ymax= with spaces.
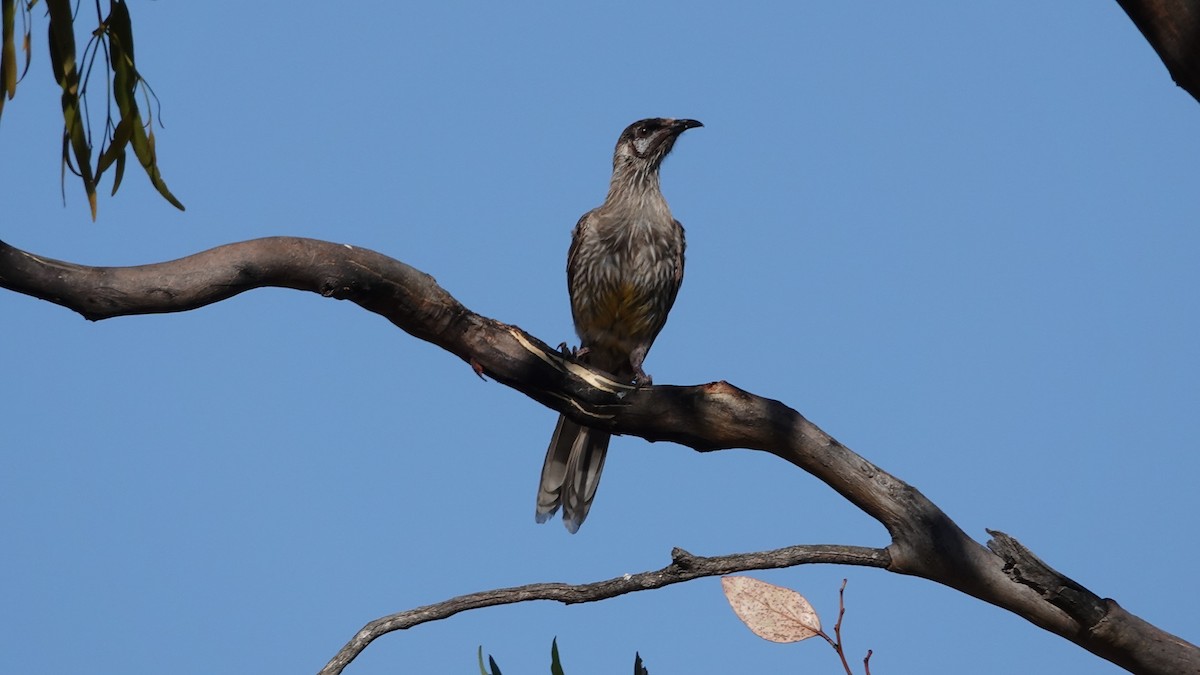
xmin=636 ymin=124 xmax=650 ymax=137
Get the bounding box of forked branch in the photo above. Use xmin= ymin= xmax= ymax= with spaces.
xmin=0 ymin=237 xmax=1194 ymax=674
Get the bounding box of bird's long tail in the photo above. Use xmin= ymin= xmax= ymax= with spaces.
xmin=536 ymin=414 xmax=610 ymax=533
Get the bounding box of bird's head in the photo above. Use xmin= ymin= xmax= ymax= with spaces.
xmin=613 ymin=118 xmax=703 ymax=172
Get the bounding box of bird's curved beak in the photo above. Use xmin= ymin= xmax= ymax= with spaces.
xmin=671 ymin=119 xmax=704 ymax=132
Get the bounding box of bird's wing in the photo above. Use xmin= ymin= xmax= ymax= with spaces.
xmin=565 ymin=209 xmax=597 ymax=306
xmin=663 ymin=218 xmax=686 ymax=316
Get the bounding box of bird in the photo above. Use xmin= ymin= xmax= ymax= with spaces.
xmin=535 ymin=117 xmax=702 ymax=533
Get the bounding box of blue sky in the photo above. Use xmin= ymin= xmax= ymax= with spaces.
xmin=2 ymin=3 xmax=1197 ymax=674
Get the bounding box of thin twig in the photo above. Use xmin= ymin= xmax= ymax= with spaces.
xmin=833 ymin=579 xmax=853 ymax=675
xmin=317 ymin=545 xmax=887 ymax=675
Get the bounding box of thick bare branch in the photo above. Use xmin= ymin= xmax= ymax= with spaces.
xmin=1 ymin=236 xmax=1195 ymax=674
xmin=318 ymin=544 xmax=888 ymax=675
xmin=1117 ymin=0 xmax=1200 ymax=104
xmin=988 ymin=530 xmax=1198 ymax=674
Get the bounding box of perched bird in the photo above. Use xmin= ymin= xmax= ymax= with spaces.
xmin=535 ymin=117 xmax=702 ymax=533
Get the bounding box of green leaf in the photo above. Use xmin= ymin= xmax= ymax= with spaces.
xmin=107 ymin=0 xmax=136 ymax=115
xmin=97 ymin=113 xmax=133 ymax=177
xmin=1 ymin=0 xmax=16 ymax=119
xmin=550 ymin=637 xmax=565 ymax=675
xmin=476 ymin=646 xmax=503 ymax=675
xmin=128 ymin=120 xmax=183 ymax=209
xmin=111 ymin=142 xmax=127 ymax=196
xmin=105 ymin=0 xmax=184 ymax=211
xmin=19 ymin=2 xmax=30 ymax=81
xmin=46 ymin=0 xmax=96 ymax=219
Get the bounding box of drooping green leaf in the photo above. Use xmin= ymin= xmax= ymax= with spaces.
xmin=101 ymin=4 xmax=136 ymax=195
xmin=128 ymin=119 xmax=183 ymax=209
xmin=19 ymin=1 xmax=30 ymax=81
xmin=97 ymin=111 xmax=132 ymax=177
xmin=1 ymin=0 xmax=16 ymax=119
xmin=107 ymin=0 xmax=136 ymax=115
xmin=0 ymin=0 xmax=34 ymax=122
xmin=106 ymin=0 xmax=183 ymax=211
xmin=46 ymin=0 xmax=97 ymax=219
xmin=111 ymin=145 xmax=127 ymax=196
xmin=99 ymin=113 xmax=133 ymax=195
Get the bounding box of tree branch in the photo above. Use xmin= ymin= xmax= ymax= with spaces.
xmin=318 ymin=544 xmax=888 ymax=675
xmin=1 ymin=236 xmax=1195 ymax=674
xmin=987 ymin=530 xmax=1197 ymax=673
xmin=1116 ymin=0 xmax=1200 ymax=104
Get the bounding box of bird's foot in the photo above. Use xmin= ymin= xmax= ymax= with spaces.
xmin=556 ymin=343 xmax=591 ymax=360
xmin=629 ymin=345 xmax=652 ymax=387
xmin=632 ymin=367 xmax=653 ymax=388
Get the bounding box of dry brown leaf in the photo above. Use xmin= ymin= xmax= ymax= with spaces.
xmin=721 ymin=575 xmax=821 ymax=643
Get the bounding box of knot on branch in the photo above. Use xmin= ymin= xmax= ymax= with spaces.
xmin=670 ymin=547 xmax=698 ymax=569
xmin=986 ymin=529 xmax=1109 ymax=630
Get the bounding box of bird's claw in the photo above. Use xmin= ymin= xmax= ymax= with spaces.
xmin=632 ymin=368 xmax=653 ymax=388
